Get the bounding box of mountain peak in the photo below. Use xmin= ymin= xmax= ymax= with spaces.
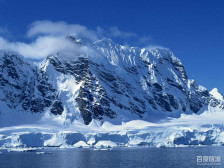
xmin=210 ymin=88 xmax=223 ymax=100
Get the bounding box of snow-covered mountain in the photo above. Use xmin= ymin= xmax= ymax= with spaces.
xmin=0 ymin=37 xmax=223 ymax=127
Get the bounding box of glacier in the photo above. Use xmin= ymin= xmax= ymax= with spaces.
xmin=1 ymin=110 xmax=224 ymax=150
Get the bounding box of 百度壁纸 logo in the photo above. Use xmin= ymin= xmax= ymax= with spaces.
xmin=197 ymin=156 xmax=221 ymax=166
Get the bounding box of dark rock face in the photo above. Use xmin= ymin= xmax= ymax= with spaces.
xmin=0 ymin=52 xmax=57 ymax=113
xmin=48 ymin=55 xmax=117 ymax=124
xmin=72 ymin=67 xmax=117 ymax=124
xmin=51 ymin=100 xmax=64 ymax=115
xmin=48 ymin=56 xmax=89 ymax=83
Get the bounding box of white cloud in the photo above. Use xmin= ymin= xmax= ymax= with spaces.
xmin=0 ymin=21 xmax=101 ymax=59
xmin=145 ymin=44 xmax=168 ymax=50
xmin=27 ymin=20 xmax=98 ymax=42
xmin=0 ymin=20 xmax=160 ymax=60
xmin=0 ymin=36 xmax=93 ymax=59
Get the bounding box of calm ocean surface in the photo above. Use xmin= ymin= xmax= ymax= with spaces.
xmin=0 ymin=147 xmax=224 ymax=168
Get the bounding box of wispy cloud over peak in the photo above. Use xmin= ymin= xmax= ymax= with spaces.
xmin=0 ymin=20 xmax=162 ymax=60
xmin=27 ymin=20 xmax=99 ymax=41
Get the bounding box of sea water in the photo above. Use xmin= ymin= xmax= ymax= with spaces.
xmin=0 ymin=146 xmax=223 ymax=168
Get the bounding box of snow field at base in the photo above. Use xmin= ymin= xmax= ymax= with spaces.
xmin=0 ymin=126 xmax=224 ymax=151
xmin=1 ymin=110 xmax=224 ymax=150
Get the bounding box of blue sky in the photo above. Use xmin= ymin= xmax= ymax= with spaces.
xmin=0 ymin=0 xmax=223 ymax=93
